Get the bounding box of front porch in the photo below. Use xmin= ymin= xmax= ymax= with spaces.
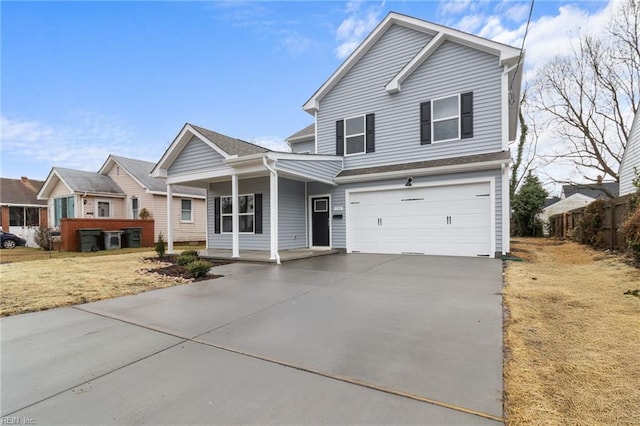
xmin=199 ymin=247 xmax=340 ymax=263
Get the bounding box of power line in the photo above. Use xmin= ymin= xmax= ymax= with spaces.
xmin=509 ymin=0 xmax=535 ymax=105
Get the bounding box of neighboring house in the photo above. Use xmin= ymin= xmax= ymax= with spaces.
xmin=539 ymin=193 xmax=596 ymax=236
xmin=619 ymin=109 xmax=640 ymax=196
xmin=152 ymin=12 xmax=524 ymax=260
xmin=561 ymin=182 xmax=619 ymax=200
xmin=538 ymin=182 xmax=619 ymax=236
xmin=0 ymin=177 xmax=48 ymax=247
xmin=37 ymin=155 xmax=206 ymax=242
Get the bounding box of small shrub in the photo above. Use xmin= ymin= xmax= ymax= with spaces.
xmin=139 ymin=208 xmax=151 ymax=219
xmin=180 ymin=249 xmax=200 ymax=258
xmin=176 ymin=254 xmax=198 ymax=266
xmin=577 ymin=199 xmax=606 ymax=247
xmin=33 ymin=226 xmax=53 ymax=250
xmin=155 ymin=232 xmax=166 ymax=258
xmin=185 ymin=259 xmax=212 ymax=278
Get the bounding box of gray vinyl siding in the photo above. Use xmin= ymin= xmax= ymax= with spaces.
xmin=169 ymin=136 xmax=226 ymax=175
xmin=290 ymin=139 xmax=315 ymax=154
xmin=206 ymin=176 xmax=307 ymax=250
xmin=276 ymin=159 xmax=343 ymax=183
xmin=309 ymin=169 xmax=503 ymax=253
xmin=619 ymin=113 xmax=640 ymax=196
xmin=207 ymin=177 xmax=270 ymax=250
xmin=317 ymin=24 xmax=503 ymax=169
xmin=278 ymin=178 xmax=307 ymax=250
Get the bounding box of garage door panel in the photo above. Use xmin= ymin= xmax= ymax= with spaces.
xmin=348 ymin=182 xmax=491 ymax=257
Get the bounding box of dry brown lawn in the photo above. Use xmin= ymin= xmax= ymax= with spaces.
xmin=504 ymin=238 xmax=640 ymax=425
xmin=0 ymin=249 xmax=199 ymax=317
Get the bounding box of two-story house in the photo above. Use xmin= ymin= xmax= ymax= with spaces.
xmin=151 ymin=12 xmax=523 ymax=260
xmin=37 ymin=155 xmax=206 ymax=243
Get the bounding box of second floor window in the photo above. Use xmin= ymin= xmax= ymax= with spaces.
xmin=421 ymin=92 xmax=473 ymax=144
xmin=336 ymin=114 xmax=375 ymax=156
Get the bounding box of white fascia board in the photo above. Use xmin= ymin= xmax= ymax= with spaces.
xmin=386 ymin=32 xmax=445 ymax=94
xmin=268 ymin=152 xmax=342 ymax=162
xmin=303 ymin=12 xmax=521 ymax=112
xmin=36 ymin=169 xmax=74 ymax=200
xmin=334 ymin=159 xmax=509 ymax=184
xmin=97 ymin=155 xmax=115 ymax=175
xmin=287 ymin=134 xmax=315 ymax=144
xmin=80 ymin=192 xmax=126 ymax=199
xmin=0 ymin=203 xmax=47 ymax=208
xmin=302 ymin=14 xmax=397 ymax=113
xmin=224 ymin=153 xmax=268 ymax=165
xmin=151 ymin=124 xmax=232 ymax=177
xmin=146 ymin=190 xmax=206 ymax=200
xmin=165 ymin=164 xmax=267 ymax=185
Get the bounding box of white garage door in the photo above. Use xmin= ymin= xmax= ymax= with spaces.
xmin=348 ymin=182 xmax=492 ymax=257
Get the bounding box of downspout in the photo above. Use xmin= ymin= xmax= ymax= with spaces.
xmin=262 ymin=156 xmax=281 ymax=264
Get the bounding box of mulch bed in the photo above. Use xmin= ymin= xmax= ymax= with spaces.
xmin=141 ymin=255 xmax=231 ymax=282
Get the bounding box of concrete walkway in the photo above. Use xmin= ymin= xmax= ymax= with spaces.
xmin=1 ymin=254 xmax=504 ymax=425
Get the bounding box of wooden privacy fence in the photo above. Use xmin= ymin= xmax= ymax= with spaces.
xmin=549 ymin=194 xmax=635 ymax=250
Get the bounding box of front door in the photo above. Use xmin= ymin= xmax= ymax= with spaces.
xmin=311 ymin=196 xmax=330 ymax=247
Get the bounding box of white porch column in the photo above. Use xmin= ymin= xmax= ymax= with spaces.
xmin=269 ymin=169 xmax=279 ymax=262
xmin=166 ymin=183 xmax=174 ymax=254
xmin=231 ymin=173 xmax=239 ymax=258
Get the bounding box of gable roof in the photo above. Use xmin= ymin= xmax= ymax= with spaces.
xmin=152 ymin=123 xmax=268 ymax=177
xmin=37 ymin=167 xmax=125 ymax=199
xmin=286 ymin=123 xmax=315 ymax=143
xmin=562 ymin=182 xmax=619 ymax=200
xmin=100 ymin=155 xmax=205 ymax=197
xmin=303 ymin=12 xmax=522 ymax=114
xmin=0 ymin=177 xmax=47 ymax=206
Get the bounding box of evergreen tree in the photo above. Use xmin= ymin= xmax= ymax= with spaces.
xmin=512 ymin=172 xmax=548 ymax=236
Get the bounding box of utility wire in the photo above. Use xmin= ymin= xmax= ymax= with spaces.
xmin=509 ymin=0 xmax=535 ymax=104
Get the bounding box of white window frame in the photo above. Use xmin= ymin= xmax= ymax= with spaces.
xmin=343 ymin=114 xmax=366 ymax=156
xmin=221 ymin=193 xmax=255 ymax=234
xmin=432 ymin=93 xmax=461 ymax=143
xmin=131 ymin=197 xmax=139 ymax=219
xmin=95 ymin=199 xmax=112 ymax=218
xmin=180 ymin=198 xmax=193 ymax=223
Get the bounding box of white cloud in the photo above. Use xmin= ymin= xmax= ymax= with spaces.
xmin=278 ymin=30 xmax=311 ymax=55
xmin=250 ymin=136 xmax=290 ymax=153
xmin=438 ymin=0 xmax=476 ymax=16
xmin=0 ymin=114 xmax=157 ymax=178
xmin=334 ymin=1 xmax=385 ymax=59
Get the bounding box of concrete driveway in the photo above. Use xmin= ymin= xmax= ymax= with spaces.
xmin=1 ymin=254 xmax=504 ymax=425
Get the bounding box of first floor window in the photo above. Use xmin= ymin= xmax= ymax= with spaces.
xmin=181 ymin=199 xmax=193 ymax=222
xmin=97 ymin=201 xmax=111 ymax=218
xmin=131 ymin=197 xmax=139 ymax=219
xmin=54 ymin=196 xmax=75 ymax=226
xmin=221 ymin=194 xmax=254 ymax=233
xmin=9 ymin=207 xmax=40 ymax=227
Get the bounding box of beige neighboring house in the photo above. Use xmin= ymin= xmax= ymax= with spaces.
xmin=37 ymin=155 xmax=206 ymax=243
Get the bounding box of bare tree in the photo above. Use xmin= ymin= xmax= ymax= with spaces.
xmin=532 ymin=0 xmax=639 ymax=183
xmin=510 ymin=92 xmax=542 ymax=197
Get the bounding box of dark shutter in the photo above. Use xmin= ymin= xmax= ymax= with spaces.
xmin=420 ymin=101 xmax=431 ymax=145
xmin=214 ymin=197 xmax=221 ymax=234
xmin=336 ymin=120 xmax=344 ymax=156
xmin=365 ymin=113 xmax=375 ymax=153
xmin=254 ymin=193 xmax=263 ymax=234
xmin=461 ymin=92 xmax=473 ymax=139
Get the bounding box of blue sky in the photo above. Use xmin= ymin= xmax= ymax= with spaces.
xmin=1 ymin=0 xmax=611 ymax=185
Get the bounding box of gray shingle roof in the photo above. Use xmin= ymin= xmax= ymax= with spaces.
xmin=287 ymin=123 xmax=315 ymax=141
xmin=562 ymin=182 xmax=619 ymax=199
xmin=0 ymin=177 xmax=47 ymax=205
xmin=55 ymin=167 xmax=125 ymax=195
xmin=189 ymin=124 xmax=268 ymax=157
xmin=110 ymin=155 xmax=204 ymax=197
xmin=337 ymin=151 xmax=510 ymax=177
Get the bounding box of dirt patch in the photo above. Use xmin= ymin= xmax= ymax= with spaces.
xmin=0 ymin=251 xmax=229 ymax=317
xmin=504 ymin=238 xmax=640 ymax=425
